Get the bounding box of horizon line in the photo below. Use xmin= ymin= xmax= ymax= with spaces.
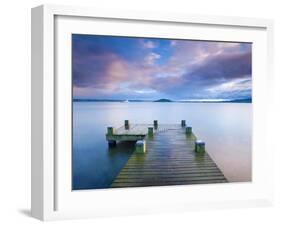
xmin=73 ymin=97 xmax=252 ymax=102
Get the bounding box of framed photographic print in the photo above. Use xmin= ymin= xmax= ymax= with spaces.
xmin=31 ymin=4 xmax=274 ymax=221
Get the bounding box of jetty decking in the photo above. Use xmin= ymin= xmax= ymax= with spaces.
xmin=107 ymin=122 xmax=227 ymax=188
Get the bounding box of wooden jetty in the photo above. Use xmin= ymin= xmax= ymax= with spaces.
xmin=106 ymin=120 xmax=227 ymax=188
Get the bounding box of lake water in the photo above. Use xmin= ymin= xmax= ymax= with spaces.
xmin=73 ymin=102 xmax=252 ymax=190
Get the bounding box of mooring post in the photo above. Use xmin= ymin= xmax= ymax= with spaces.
xmin=107 ymin=127 xmax=114 ymax=135
xmin=125 ymin=120 xmax=130 ymax=130
xmin=195 ymin=140 xmax=205 ymax=153
xmin=181 ymin=120 xmax=186 ymax=127
xmin=153 ymin=120 xmax=158 ymax=129
xmin=186 ymin=126 xmax=192 ymax=135
xmin=148 ymin=127 xmax=154 ymax=137
xmin=135 ymin=140 xmax=146 ymax=153
xmin=107 ymin=127 xmax=116 ymax=147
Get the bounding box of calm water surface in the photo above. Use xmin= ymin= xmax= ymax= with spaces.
xmin=73 ymin=102 xmax=252 ymax=190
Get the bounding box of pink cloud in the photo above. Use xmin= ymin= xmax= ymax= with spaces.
xmin=73 ymin=36 xmax=251 ymax=99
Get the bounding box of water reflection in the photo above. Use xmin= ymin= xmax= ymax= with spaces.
xmin=73 ymin=102 xmax=252 ymax=190
xmin=107 ymin=141 xmax=135 ymax=156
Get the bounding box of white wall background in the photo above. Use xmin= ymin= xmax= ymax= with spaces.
xmin=0 ymin=0 xmax=280 ymax=225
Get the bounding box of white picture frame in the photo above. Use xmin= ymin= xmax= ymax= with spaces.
xmin=31 ymin=4 xmax=274 ymax=221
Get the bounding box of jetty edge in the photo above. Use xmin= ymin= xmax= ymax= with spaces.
xmin=106 ymin=120 xmax=205 ymax=153
xmin=105 ymin=120 xmax=227 ymax=188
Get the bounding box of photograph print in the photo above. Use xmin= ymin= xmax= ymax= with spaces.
xmin=72 ymin=34 xmax=252 ymax=190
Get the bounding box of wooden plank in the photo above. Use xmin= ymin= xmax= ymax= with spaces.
xmin=119 ymin=169 xmax=223 ymax=173
xmin=115 ymin=124 xmax=151 ymax=135
xmin=113 ymin=176 xmax=227 ymax=183
xmin=118 ymin=171 xmax=224 ymax=175
xmin=111 ymin=124 xmax=227 ymax=188
xmin=112 ymin=180 xmax=227 ymax=188
xmin=116 ymin=174 xmax=226 ymax=179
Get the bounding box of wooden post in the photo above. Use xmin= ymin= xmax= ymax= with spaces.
xmin=125 ymin=120 xmax=129 ymax=130
xmin=186 ymin=126 xmax=192 ymax=135
xmin=195 ymin=140 xmax=205 ymax=153
xmin=148 ymin=127 xmax=154 ymax=136
xmin=107 ymin=127 xmax=114 ymax=135
xmin=135 ymin=140 xmax=146 ymax=153
xmin=153 ymin=120 xmax=158 ymax=129
xmin=181 ymin=120 xmax=186 ymax=127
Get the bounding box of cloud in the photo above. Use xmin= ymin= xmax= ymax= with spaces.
xmin=207 ymin=78 xmax=252 ymax=94
xmin=142 ymin=40 xmax=157 ymax=49
xmin=151 ymin=42 xmax=252 ymax=98
xmin=73 ymin=51 xmax=132 ymax=98
xmin=144 ymin=52 xmax=161 ymax=65
xmin=188 ymin=51 xmax=252 ymax=81
xmin=134 ymin=89 xmax=157 ymax=94
xmin=72 ymin=35 xmax=252 ymax=100
xmin=205 ymin=77 xmax=252 ymax=99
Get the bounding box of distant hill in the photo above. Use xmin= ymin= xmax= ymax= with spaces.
xmin=154 ymin=99 xmax=173 ymax=102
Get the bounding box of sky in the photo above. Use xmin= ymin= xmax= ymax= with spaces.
xmin=72 ymin=34 xmax=252 ymax=101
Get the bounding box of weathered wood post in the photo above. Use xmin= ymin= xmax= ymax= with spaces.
xmin=186 ymin=126 xmax=192 ymax=135
xmin=195 ymin=140 xmax=205 ymax=153
xmin=107 ymin=127 xmax=114 ymax=135
xmin=125 ymin=120 xmax=130 ymax=130
xmin=153 ymin=120 xmax=158 ymax=129
xmin=181 ymin=120 xmax=186 ymax=127
xmin=135 ymin=140 xmax=146 ymax=153
xmin=148 ymin=127 xmax=154 ymax=137
xmin=107 ymin=127 xmax=116 ymax=147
